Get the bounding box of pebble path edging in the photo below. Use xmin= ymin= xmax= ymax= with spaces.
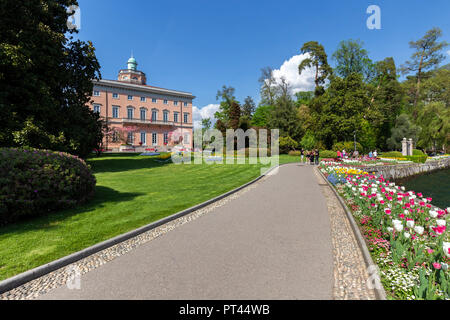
xmin=313 ymin=167 xmax=377 ymax=300
xmin=0 ymin=176 xmax=268 ymax=300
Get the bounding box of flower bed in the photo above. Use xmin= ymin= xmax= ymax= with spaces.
xmin=320 ymin=161 xmax=450 ymax=300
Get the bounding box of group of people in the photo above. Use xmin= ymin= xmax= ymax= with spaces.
xmin=337 ymin=149 xmax=378 ymax=160
xmin=300 ymin=149 xmax=320 ymax=165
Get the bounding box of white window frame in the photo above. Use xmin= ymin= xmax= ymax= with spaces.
xmin=112 ymin=106 xmax=119 ymax=118
xmin=174 ymin=112 xmax=179 ymax=123
xmin=163 ymin=133 xmax=169 ymax=145
xmin=163 ymin=111 xmax=169 ymax=123
xmin=112 ymin=93 xmax=119 ymax=99
xmin=140 ymin=131 xmax=146 ymax=145
xmin=128 ymin=95 xmax=133 ymax=100
xmin=140 ymin=108 xmax=146 ymax=120
xmin=127 ymin=132 xmax=134 ymax=144
xmin=152 ymin=132 xmax=158 ymax=146
xmin=152 ymin=98 xmax=157 ymax=103
xmin=184 ymin=102 xmax=188 ymax=107
xmin=184 ymin=113 xmax=189 ymax=123
xmin=127 ymin=107 xmax=134 ymax=119
xmin=174 ymin=101 xmax=178 ymax=106
xmin=93 ymin=90 xmax=100 ymax=97
xmin=163 ymin=99 xmax=168 ymax=105
xmin=151 ymin=109 xmax=158 ymax=121
xmin=140 ymin=96 xmax=146 ymax=102
xmin=93 ymin=104 xmax=101 ymax=114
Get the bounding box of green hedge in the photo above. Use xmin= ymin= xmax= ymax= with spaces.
xmin=413 ymin=149 xmax=425 ymax=156
xmin=380 ymin=151 xmax=403 ymax=158
xmin=0 ymin=148 xmax=96 ymax=226
xmin=320 ymin=150 xmax=338 ymax=159
xmin=406 ymin=155 xmax=428 ymax=163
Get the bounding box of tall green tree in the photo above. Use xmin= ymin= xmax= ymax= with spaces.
xmin=228 ymin=101 xmax=241 ymax=130
xmin=298 ymin=41 xmax=332 ymax=96
xmin=332 ymin=39 xmax=374 ymax=81
xmin=386 ymin=114 xmax=422 ymax=151
xmin=309 ymin=73 xmax=370 ymax=148
xmin=0 ymin=0 xmax=102 ymax=158
xmin=214 ymin=85 xmax=236 ymax=128
xmin=417 ymin=102 xmax=449 ymax=152
xmin=400 ymin=27 xmax=448 ymax=111
xmin=268 ymin=94 xmax=301 ymax=141
xmin=368 ymin=57 xmax=405 ymax=149
xmin=241 ymin=96 xmax=256 ymax=119
xmin=258 ymin=67 xmax=279 ymax=106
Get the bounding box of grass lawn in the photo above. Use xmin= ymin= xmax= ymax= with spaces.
xmin=0 ymin=153 xmax=299 ymax=281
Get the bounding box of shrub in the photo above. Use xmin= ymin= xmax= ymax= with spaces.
xmin=288 ymin=150 xmax=301 ymax=157
xmin=279 ymin=136 xmax=299 ymax=154
xmin=0 ymin=148 xmax=96 ymax=225
xmin=320 ymin=150 xmax=338 ymax=159
xmin=413 ymin=149 xmax=425 ymax=156
xmin=381 ymin=151 xmax=403 ymax=158
xmin=406 ymin=155 xmax=428 ymax=163
xmin=332 ymin=141 xmax=363 ymax=153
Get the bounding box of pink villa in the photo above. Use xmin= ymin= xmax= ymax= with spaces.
xmin=89 ymin=56 xmax=195 ymax=152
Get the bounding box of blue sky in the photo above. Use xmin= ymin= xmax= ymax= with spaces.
xmin=76 ymin=0 xmax=450 ymax=123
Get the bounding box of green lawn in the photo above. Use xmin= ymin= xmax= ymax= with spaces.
xmin=0 ymin=153 xmax=299 ymax=281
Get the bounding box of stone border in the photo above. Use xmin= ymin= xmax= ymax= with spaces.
xmin=317 ymin=168 xmax=387 ymax=300
xmin=0 ymin=164 xmax=283 ymax=295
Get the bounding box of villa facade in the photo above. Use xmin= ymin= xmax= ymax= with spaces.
xmin=89 ymin=56 xmax=195 ymax=152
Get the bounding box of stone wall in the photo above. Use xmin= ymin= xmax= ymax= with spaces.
xmin=364 ymin=158 xmax=450 ymax=181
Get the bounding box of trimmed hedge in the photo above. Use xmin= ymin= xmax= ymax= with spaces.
xmin=406 ymin=155 xmax=428 ymax=163
xmin=413 ymin=149 xmax=425 ymax=156
xmin=288 ymin=150 xmax=301 ymax=157
xmin=320 ymin=150 xmax=338 ymax=159
xmin=380 ymin=151 xmax=403 ymax=158
xmin=332 ymin=141 xmax=363 ymax=153
xmin=0 ymin=148 xmax=96 ymax=225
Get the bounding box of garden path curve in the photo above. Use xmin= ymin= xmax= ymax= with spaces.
xmin=37 ymin=163 xmax=335 ymax=299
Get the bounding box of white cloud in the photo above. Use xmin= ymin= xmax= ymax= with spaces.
xmin=193 ymin=104 xmax=220 ymax=129
xmin=271 ymin=53 xmax=316 ymax=95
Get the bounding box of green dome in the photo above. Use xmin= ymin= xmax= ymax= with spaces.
xmin=127 ymin=55 xmax=137 ymax=71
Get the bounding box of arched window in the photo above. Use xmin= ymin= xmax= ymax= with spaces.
xmin=140 ymin=108 xmax=147 ymax=120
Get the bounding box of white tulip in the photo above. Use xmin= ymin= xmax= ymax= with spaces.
xmin=414 ymin=226 xmax=424 ymax=235
xmin=443 ymin=242 xmax=450 ymax=259
xmin=429 ymin=210 xmax=438 ymax=218
xmin=436 ymin=220 xmax=446 ymax=227
xmin=404 ymin=232 xmax=411 ymax=239
xmin=387 ymin=227 xmax=393 ymax=233
xmin=406 ymin=220 xmax=415 ymax=228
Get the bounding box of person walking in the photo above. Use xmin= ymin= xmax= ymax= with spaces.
xmin=373 ymin=150 xmax=378 ymax=158
xmin=309 ymin=151 xmax=315 ymax=165
xmin=300 ymin=149 xmax=304 ymax=164
xmin=315 ymin=149 xmax=320 ymax=165
xmin=368 ymin=150 xmax=373 ymax=159
xmin=337 ymin=150 xmax=342 ymax=160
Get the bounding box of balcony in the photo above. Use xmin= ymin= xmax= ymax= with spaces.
xmin=103 ymin=117 xmax=192 ymax=127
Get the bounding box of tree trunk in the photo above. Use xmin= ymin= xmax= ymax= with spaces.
xmin=413 ymin=53 xmax=424 ymax=118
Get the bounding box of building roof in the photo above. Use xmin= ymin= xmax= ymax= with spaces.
xmin=93 ymin=79 xmax=195 ymax=99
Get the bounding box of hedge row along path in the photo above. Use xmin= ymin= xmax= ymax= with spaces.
xmin=4 ymin=163 xmax=375 ymax=300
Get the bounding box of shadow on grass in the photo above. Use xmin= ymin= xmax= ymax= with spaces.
xmin=88 ymin=153 xmax=174 ymax=174
xmin=0 ymin=186 xmax=144 ymax=236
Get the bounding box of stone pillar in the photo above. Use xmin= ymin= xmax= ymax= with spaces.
xmin=408 ymin=139 xmax=414 ymax=156
xmin=402 ymin=138 xmax=408 ymax=156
